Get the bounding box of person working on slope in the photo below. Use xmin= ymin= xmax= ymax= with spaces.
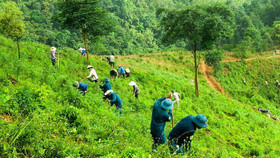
xmin=168 ymin=114 xmax=208 ymax=155
xmin=79 ymin=47 xmax=86 ymax=56
xmin=82 ymin=65 xmax=98 ymax=83
xmin=73 ymin=81 xmax=87 ymax=96
xmin=109 ymin=54 xmax=115 ymax=67
xmin=258 ymin=106 xmax=269 ymax=113
xmin=171 ymin=89 xmax=180 ymax=107
xmin=118 ymin=65 xmax=126 ymax=78
xmin=99 ymin=78 xmax=112 ymax=100
xmin=125 ymin=68 xmax=130 ymax=77
xmin=129 ymin=81 xmax=140 ymax=99
xmin=110 ymin=69 xmax=118 ymax=79
xmin=276 ymin=80 xmax=280 ymax=87
xmin=150 ymin=93 xmax=173 ymax=150
xmin=50 ymin=47 xmax=59 ymax=67
xmin=105 ymin=90 xmax=123 ymax=115
xmin=242 ymin=78 xmax=246 ymax=84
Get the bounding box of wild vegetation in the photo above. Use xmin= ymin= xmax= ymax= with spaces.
xmin=1 ymin=0 xmax=280 ymax=157
xmin=1 ymin=35 xmax=280 ymax=157
xmin=0 ymin=0 xmax=280 ymax=55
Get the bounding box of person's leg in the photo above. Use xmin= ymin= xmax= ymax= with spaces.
xmin=135 ymin=93 xmax=139 ymax=99
xmin=51 ymin=59 xmax=55 ymax=66
xmin=159 ymin=131 xmax=167 ymax=144
xmin=151 ymin=133 xmax=160 ymax=151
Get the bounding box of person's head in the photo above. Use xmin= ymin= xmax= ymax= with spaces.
xmin=105 ymin=90 xmax=113 ymax=96
xmin=87 ymin=65 xmax=93 ymax=70
xmin=192 ymin=114 xmax=208 ymax=129
xmin=129 ymin=81 xmax=136 ymax=86
xmin=171 ymin=89 xmax=175 ymax=93
xmin=51 ymin=47 xmax=56 ymax=51
xmin=160 ymin=99 xmax=173 ymax=110
xmin=104 ymin=78 xmax=110 ymax=82
xmin=73 ymin=81 xmax=79 ymax=88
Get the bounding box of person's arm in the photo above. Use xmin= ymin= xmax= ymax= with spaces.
xmin=163 ymin=110 xmax=173 ymax=122
xmin=87 ymin=70 xmax=93 ymax=78
xmin=133 ymin=86 xmax=136 ymax=95
xmin=110 ymin=94 xmax=117 ymax=106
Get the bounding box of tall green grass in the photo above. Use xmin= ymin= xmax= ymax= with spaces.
xmin=0 ymin=35 xmax=280 ymax=157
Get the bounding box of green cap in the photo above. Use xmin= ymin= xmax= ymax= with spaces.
xmin=104 ymin=78 xmax=110 ymax=82
xmin=160 ymin=99 xmax=173 ymax=110
xmin=192 ymin=114 xmax=208 ymax=128
xmin=73 ymin=81 xmax=79 ymax=88
xmin=171 ymin=89 xmax=175 ymax=93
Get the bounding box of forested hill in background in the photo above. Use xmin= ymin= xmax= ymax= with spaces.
xmin=4 ymin=0 xmax=280 ymax=55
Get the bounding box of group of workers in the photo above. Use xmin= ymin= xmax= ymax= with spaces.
xmin=258 ymin=107 xmax=280 ymax=121
xmin=242 ymin=78 xmax=280 ymax=88
xmin=150 ymin=93 xmax=208 ymax=155
xmin=50 ymin=47 xmax=209 ymax=155
xmin=71 ymin=64 xmax=140 ymax=115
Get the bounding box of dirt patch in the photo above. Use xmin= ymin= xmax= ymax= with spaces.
xmin=200 ymin=60 xmax=226 ymax=95
xmin=8 ymin=77 xmax=17 ymax=85
xmin=205 ymin=131 xmax=211 ymax=135
xmin=1 ymin=115 xmax=15 ymax=122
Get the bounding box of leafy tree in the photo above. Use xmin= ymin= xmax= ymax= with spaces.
xmin=158 ymin=4 xmax=234 ymax=96
xmin=272 ymin=22 xmax=280 ymax=48
xmin=0 ymin=1 xmax=25 ymax=59
xmin=205 ymin=48 xmax=223 ymax=76
xmin=56 ymin=0 xmax=115 ymax=59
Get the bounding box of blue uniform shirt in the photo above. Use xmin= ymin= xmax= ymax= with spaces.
xmin=108 ymin=93 xmax=123 ymax=108
xmin=150 ymin=97 xmax=173 ymax=136
xmin=118 ymin=67 xmax=125 ymax=74
xmin=168 ymin=115 xmax=197 ymax=146
xmin=100 ymin=82 xmax=112 ymax=93
xmin=78 ymin=82 xmax=88 ymax=92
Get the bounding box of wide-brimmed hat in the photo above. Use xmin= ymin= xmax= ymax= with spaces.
xmin=87 ymin=65 xmax=93 ymax=69
xmin=160 ymin=99 xmax=173 ymax=110
xmin=51 ymin=47 xmax=56 ymax=51
xmin=104 ymin=78 xmax=110 ymax=82
xmin=129 ymin=81 xmax=136 ymax=86
xmin=73 ymin=81 xmax=79 ymax=88
xmin=192 ymin=114 xmax=208 ymax=128
xmin=105 ymin=90 xmax=113 ymax=96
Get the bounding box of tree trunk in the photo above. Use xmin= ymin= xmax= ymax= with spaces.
xmin=193 ymin=46 xmax=199 ymax=97
xmin=82 ymin=32 xmax=89 ymax=60
xmin=16 ymin=38 xmax=20 ymax=59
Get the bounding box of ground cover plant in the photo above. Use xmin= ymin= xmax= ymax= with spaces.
xmin=1 ymin=35 xmax=280 ymax=157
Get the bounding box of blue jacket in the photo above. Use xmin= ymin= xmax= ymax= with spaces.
xmin=78 ymin=82 xmax=88 ymax=92
xmin=150 ymin=97 xmax=172 ymax=136
xmin=108 ymin=93 xmax=123 ymax=108
xmin=118 ymin=67 xmax=125 ymax=74
xmin=100 ymin=82 xmax=112 ymax=93
xmin=168 ymin=115 xmax=196 ymax=146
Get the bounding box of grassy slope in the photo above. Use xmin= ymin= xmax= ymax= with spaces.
xmin=0 ymin=35 xmax=279 ymax=157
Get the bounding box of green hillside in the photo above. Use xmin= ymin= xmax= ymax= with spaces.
xmin=1 ymin=35 xmax=280 ymax=157
xmin=217 ymin=56 xmax=280 ymax=116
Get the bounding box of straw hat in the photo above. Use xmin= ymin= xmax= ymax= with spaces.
xmin=87 ymin=65 xmax=93 ymax=69
xmin=51 ymin=47 xmax=56 ymax=51
xmin=105 ymin=90 xmax=113 ymax=96
xmin=129 ymin=81 xmax=136 ymax=86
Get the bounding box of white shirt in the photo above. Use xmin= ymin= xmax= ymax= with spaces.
xmin=87 ymin=69 xmax=98 ymax=80
xmin=173 ymin=92 xmax=180 ymax=101
xmin=110 ymin=55 xmax=114 ymax=62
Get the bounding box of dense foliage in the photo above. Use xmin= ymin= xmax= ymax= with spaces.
xmin=1 ymin=0 xmax=280 ymax=55
xmin=1 ymin=35 xmax=280 ymax=157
